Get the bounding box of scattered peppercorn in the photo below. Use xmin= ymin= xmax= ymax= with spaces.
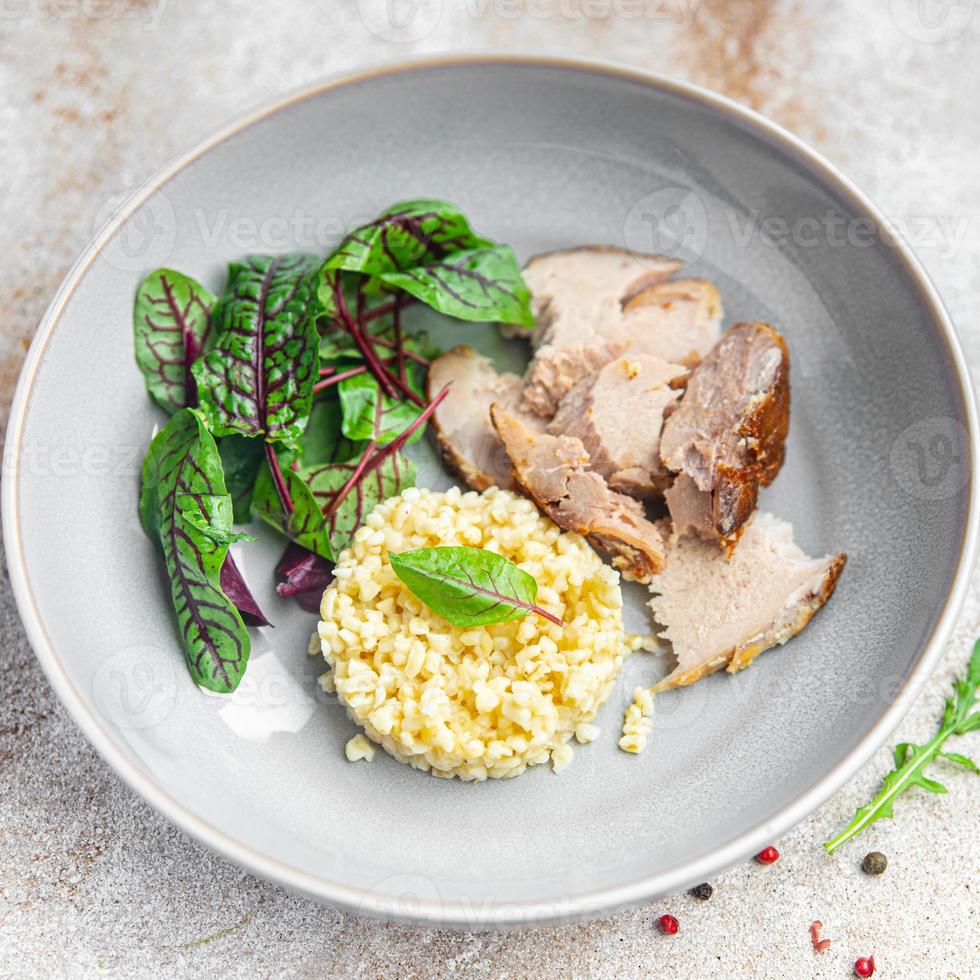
xmin=861 ymin=851 xmax=887 ymax=875
xmin=755 ymin=845 xmax=780 ymax=864
xmin=688 ymin=882 xmax=713 ymax=900
xmin=657 ymin=914 xmax=679 ymax=935
xmin=854 ymin=955 xmax=875 ymax=977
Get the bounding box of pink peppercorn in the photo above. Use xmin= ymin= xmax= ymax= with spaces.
xmin=755 ymin=846 xmax=780 ymax=864
xmin=854 ymin=955 xmax=876 ymax=977
xmin=657 ymin=914 xmax=679 ymax=935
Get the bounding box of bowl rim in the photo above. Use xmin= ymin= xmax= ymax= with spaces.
xmin=4 ymin=53 xmax=978 ymax=927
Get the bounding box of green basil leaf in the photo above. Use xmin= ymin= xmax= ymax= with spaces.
xmin=193 ymin=253 xmax=321 ymax=444
xmin=388 ymin=546 xmax=561 ymax=628
xmin=251 ymin=457 xmax=333 ymax=561
xmin=139 ymin=409 xmax=250 ymax=693
xmin=323 ymin=199 xmax=492 ymax=277
xmin=134 ymin=268 xmax=216 ymax=414
xmin=377 ymin=245 xmax=534 ymax=327
xmin=337 ymin=367 xmax=426 ymax=447
xmin=217 ymin=434 xmax=266 ymax=524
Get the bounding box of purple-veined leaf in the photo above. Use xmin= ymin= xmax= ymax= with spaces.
xmin=275 ymin=542 xmax=334 ymax=613
xmin=134 ymin=268 xmax=216 ymax=414
xmin=303 ymin=450 xmax=416 ymax=556
xmin=337 ymin=366 xmax=427 ymax=447
xmin=221 ymin=551 xmax=272 ymax=627
xmin=193 ymin=252 xmax=321 ymax=445
xmin=388 ymin=546 xmax=562 ymax=628
xmin=217 ymin=434 xmax=266 ymax=524
xmin=300 ymin=399 xmax=365 ymax=467
xmin=251 ymin=454 xmax=333 ymax=561
xmin=321 ymin=199 xmax=493 ymax=278
xmin=378 ymin=244 xmax=533 ymax=327
xmin=138 ymin=409 xmax=250 ymax=693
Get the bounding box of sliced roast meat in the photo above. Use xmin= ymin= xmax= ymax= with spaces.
xmin=620 ymin=279 xmax=723 ymax=367
xmin=660 ymin=321 xmax=790 ymax=547
xmin=648 ymin=512 xmax=845 ymax=691
xmin=490 ymin=405 xmax=667 ymax=582
xmin=426 ymin=346 xmax=544 ymax=492
xmin=547 ymin=354 xmax=688 ymax=498
xmin=515 ymin=246 xmax=684 ymax=416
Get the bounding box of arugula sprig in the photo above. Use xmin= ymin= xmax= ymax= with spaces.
xmin=825 ymin=640 xmax=980 ymax=853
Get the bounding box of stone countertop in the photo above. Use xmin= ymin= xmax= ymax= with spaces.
xmin=1 ymin=2 xmax=978 ymax=977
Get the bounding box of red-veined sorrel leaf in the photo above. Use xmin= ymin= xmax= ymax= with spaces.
xmin=321 ymin=199 xmax=492 ymax=278
xmin=378 ymin=245 xmax=534 ymax=327
xmin=251 ymin=455 xmax=333 ymax=561
xmin=388 ymin=546 xmax=562 ymax=628
xmin=275 ymin=542 xmax=334 ymax=613
xmin=221 ymin=551 xmax=272 ymax=627
xmin=337 ymin=365 xmax=427 ymax=447
xmin=300 ymin=399 xmax=365 ymax=467
xmin=138 ymin=409 xmax=250 ymax=693
xmin=303 ymin=450 xmax=416 ymax=556
xmin=193 ymin=252 xmax=321 ymax=445
xmin=217 ymin=434 xmax=266 ymax=524
xmin=134 ymin=268 xmax=216 ymax=414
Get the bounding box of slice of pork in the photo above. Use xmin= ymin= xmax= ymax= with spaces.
xmin=547 ymin=354 xmax=688 ymax=498
xmin=515 ymin=246 xmax=685 ymax=416
xmin=649 ymin=512 xmax=845 ymax=691
xmin=490 ymin=405 xmax=667 ymax=582
xmin=660 ymin=321 xmax=790 ymax=547
xmin=427 ymin=346 xmax=544 ymax=492
xmin=621 ymin=279 xmax=723 ymax=367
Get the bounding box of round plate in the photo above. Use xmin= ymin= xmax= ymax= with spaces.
xmin=4 ymin=56 xmax=977 ymax=927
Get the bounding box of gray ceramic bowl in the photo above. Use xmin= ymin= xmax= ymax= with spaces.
xmin=4 ymin=56 xmax=977 ymax=927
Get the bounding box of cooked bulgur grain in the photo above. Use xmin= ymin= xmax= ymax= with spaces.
xmin=317 ymin=486 xmax=626 ymax=780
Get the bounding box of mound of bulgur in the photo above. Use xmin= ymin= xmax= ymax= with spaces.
xmin=317 ymin=486 xmax=626 ymax=780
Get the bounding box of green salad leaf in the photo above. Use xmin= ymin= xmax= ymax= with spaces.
xmin=389 ymin=546 xmax=562 ymax=628
xmin=305 ymin=451 xmax=416 ymax=556
xmin=251 ymin=454 xmax=333 ymax=561
xmin=378 ymin=245 xmax=534 ymax=327
xmin=337 ymin=366 xmax=427 ymax=447
xmin=217 ymin=434 xmax=266 ymax=524
xmin=134 ymin=268 xmax=216 ymax=414
xmin=825 ymin=640 xmax=980 ymax=853
xmin=323 ymin=199 xmax=492 ymax=277
xmin=193 ymin=252 xmax=322 ymax=445
xmin=139 ymin=409 xmax=250 ymax=693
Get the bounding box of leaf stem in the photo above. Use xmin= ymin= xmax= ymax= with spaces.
xmin=369 ymin=334 xmax=429 ymax=366
xmin=334 ymin=279 xmax=399 ymax=400
xmin=393 ymin=296 xmax=407 ymax=388
xmin=360 ymin=296 xmax=417 ymax=324
xmin=312 ymin=364 xmax=369 ymax=394
xmin=322 ymin=440 xmax=377 ymax=519
xmin=323 ymin=384 xmax=452 ymax=521
xmin=264 ymin=442 xmax=294 ymax=515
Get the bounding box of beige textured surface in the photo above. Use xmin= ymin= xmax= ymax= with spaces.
xmin=1 ymin=3 xmax=979 ymax=977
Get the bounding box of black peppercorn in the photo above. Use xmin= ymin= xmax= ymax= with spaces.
xmin=688 ymin=882 xmax=713 ymax=900
xmin=861 ymin=851 xmax=887 ymax=875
